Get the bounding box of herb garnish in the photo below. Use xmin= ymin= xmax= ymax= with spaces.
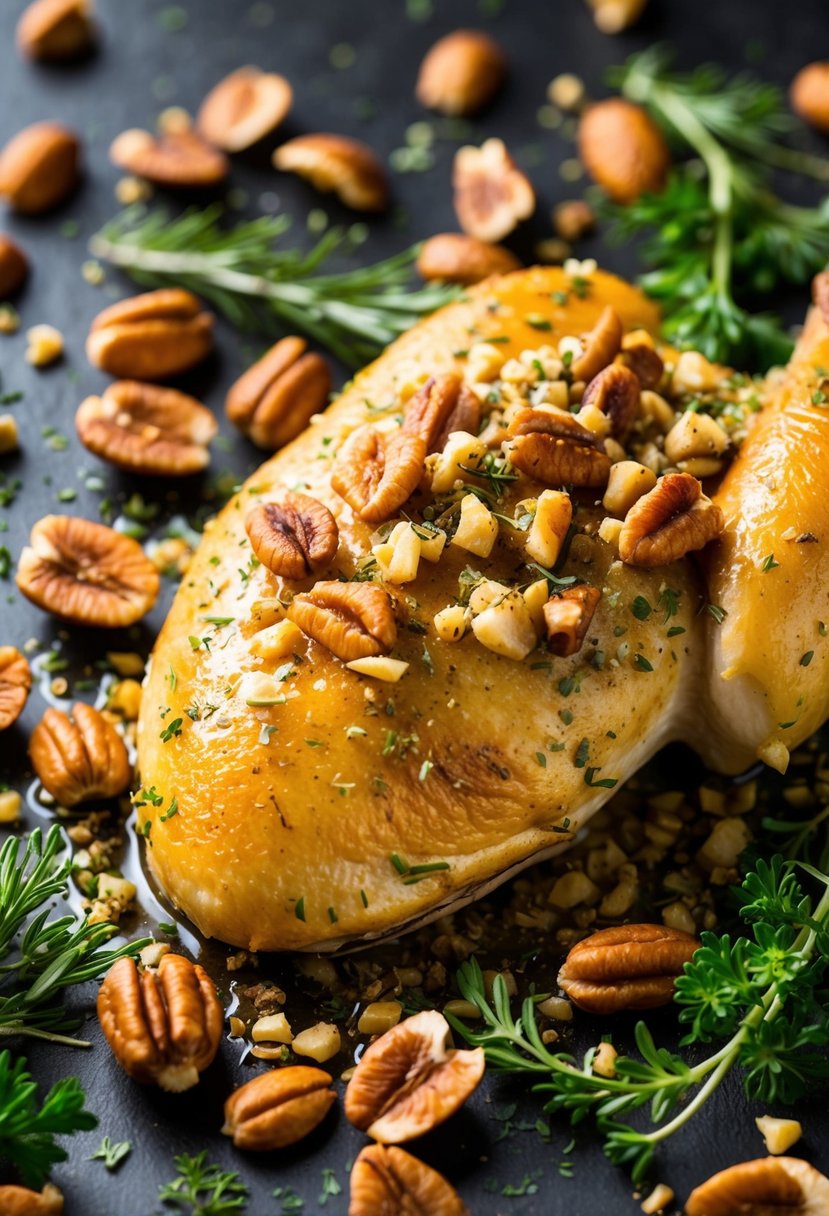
xmin=159 ymin=1151 xmax=248 ymax=1215
xmin=0 ymin=1052 xmax=96 ymax=1187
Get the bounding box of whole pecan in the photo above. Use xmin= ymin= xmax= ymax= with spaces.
xmin=16 ymin=515 xmax=160 ymax=627
xmin=109 ymin=116 xmax=229 ymax=188
xmin=581 ymin=364 xmax=641 ymax=438
xmin=571 ymin=305 xmax=623 ymax=384
xmin=543 ymin=585 xmax=601 ymax=657
xmin=416 ymin=29 xmax=506 ymax=117
xmin=245 ymin=492 xmax=339 ymax=579
xmin=225 ymin=336 xmax=331 ymax=451
xmin=86 ymin=288 xmax=214 ymax=380
xmin=349 ymin=1144 xmax=469 ymax=1216
xmin=0 ymin=647 xmax=32 ymax=732
xmin=274 ymin=134 xmax=389 ymax=212
xmin=222 ymin=1066 xmax=336 ymax=1150
xmin=0 ymin=236 xmax=29 ymax=298
xmin=76 ymin=381 xmax=218 ymax=476
xmin=29 ymin=702 xmax=131 ymax=806
xmin=332 ymin=425 xmax=426 ymax=523
xmin=16 ymin=0 xmax=94 ymax=61
xmin=557 ymin=923 xmax=699 ymax=1013
xmin=508 ymin=408 xmax=611 ymax=488
xmin=686 ymin=1155 xmax=829 ymax=1216
xmin=288 ymin=581 xmax=397 ymax=662
xmin=578 ymin=98 xmax=670 ymax=204
xmin=197 ymin=66 xmax=293 ymax=152
xmin=416 ymin=233 xmax=520 ymax=285
xmin=98 ymin=953 xmax=223 ymax=1092
xmin=403 ymin=373 xmax=481 ymax=453
xmin=0 ymin=1182 xmax=64 ymax=1215
xmin=344 ymin=1009 xmax=484 ymax=1143
xmin=618 ymin=471 xmax=724 ymax=568
xmin=0 ymin=121 xmax=80 ymax=214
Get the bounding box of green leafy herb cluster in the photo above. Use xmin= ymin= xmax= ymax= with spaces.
xmin=0 ymin=1051 xmax=96 ymax=1187
xmin=159 ymin=1152 xmax=248 ymax=1216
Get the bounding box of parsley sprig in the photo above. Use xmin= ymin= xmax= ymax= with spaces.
xmin=0 ymin=1051 xmax=96 ymax=1187
xmin=449 ymin=856 xmax=829 ymax=1184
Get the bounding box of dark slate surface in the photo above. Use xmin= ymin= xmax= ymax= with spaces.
xmin=0 ymin=0 xmax=828 ymax=1212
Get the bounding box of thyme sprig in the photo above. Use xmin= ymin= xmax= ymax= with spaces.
xmin=159 ymin=1151 xmax=248 ymax=1216
xmin=449 ymin=856 xmax=829 ymax=1184
xmin=89 ymin=206 xmax=458 ymax=366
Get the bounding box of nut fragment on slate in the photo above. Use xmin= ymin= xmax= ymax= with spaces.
xmin=110 ymin=112 xmax=229 ymax=188
xmin=452 ymin=138 xmax=535 ymax=242
xmin=29 ymin=702 xmax=131 ymax=805
xmin=222 ymin=1066 xmax=336 ymax=1150
xmin=349 ymin=1144 xmax=469 ymax=1216
xmin=578 ymin=98 xmax=670 ymax=203
xmin=86 ymin=288 xmax=214 ymax=380
xmin=0 ymin=236 xmax=29 ymax=298
xmin=416 ymin=233 xmax=520 ymax=285
xmin=245 ymin=492 xmax=339 ymax=579
xmin=16 ymin=0 xmax=95 ymax=60
xmin=0 ymin=1182 xmax=64 ymax=1216
xmin=197 ymin=66 xmax=293 ymax=151
xmin=274 ymin=134 xmax=389 ymax=211
xmin=76 ymin=381 xmax=218 ymax=476
xmin=344 ymin=1009 xmax=484 ymax=1143
xmin=685 ymin=1155 xmax=829 ymax=1216
xmin=0 ymin=647 xmax=32 ymax=732
xmin=98 ymin=953 xmax=223 ymax=1092
xmin=0 ymin=121 xmax=80 ymax=213
xmin=416 ymin=29 xmax=506 ymax=116
xmin=225 ymin=335 xmax=331 ymax=450
xmin=16 ymin=514 xmax=160 ymax=627
xmin=557 ymin=922 xmax=699 ymax=1013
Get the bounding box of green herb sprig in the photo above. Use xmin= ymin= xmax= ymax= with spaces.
xmin=0 ymin=1051 xmax=96 ymax=1187
xmin=159 ymin=1151 xmax=248 ymax=1215
xmin=89 ymin=206 xmax=458 ymax=366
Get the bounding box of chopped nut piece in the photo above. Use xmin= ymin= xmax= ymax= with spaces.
xmin=110 ymin=118 xmax=229 ymax=188
xmin=223 ymin=1066 xmax=335 ymax=1150
xmin=25 ymin=324 xmax=63 ymax=367
xmin=226 ymin=335 xmax=331 ymax=451
xmin=524 ymin=489 xmax=572 ymax=567
xmin=591 ymin=1041 xmax=618 ymax=1078
xmin=291 ymin=1022 xmax=341 ymax=1063
xmin=603 ymin=460 xmax=656 ymax=517
xmin=358 ymin=1001 xmax=403 ymax=1035
xmin=346 ymin=656 xmax=410 ymax=682
xmin=428 ymin=430 xmax=488 ymax=493
xmin=288 ymin=581 xmax=397 ymax=662
xmin=578 ymin=99 xmax=670 ymax=203
xmin=553 ymin=199 xmax=595 ymax=241
xmin=197 ymin=67 xmax=293 ymax=151
xmin=30 ymin=702 xmax=130 ymax=805
xmin=416 ymin=30 xmax=506 ymax=116
xmin=251 ymin=1012 xmax=293 ymax=1044
xmin=434 ymin=604 xmax=471 ymax=642
xmin=373 ymin=522 xmax=423 ymax=585
xmin=558 ymin=923 xmax=699 ymax=1014
xmin=453 ymin=138 xmax=535 ymax=242
xmin=581 ymin=363 xmax=640 ymax=438
xmin=549 ymin=870 xmax=601 ymax=909
xmin=0 ymin=121 xmax=80 ymax=213
xmin=544 ymin=584 xmax=600 ymax=658
xmin=274 ymin=134 xmax=388 ymax=211
xmin=0 ymin=236 xmax=29 ymax=298
xmin=0 ymin=791 xmax=22 ymax=824
xmin=0 ymin=413 xmax=18 ymax=454
xmin=86 ymin=288 xmax=214 ymax=380
xmin=686 ymin=1157 xmax=829 ymax=1216
xmin=451 ymin=494 xmax=498 ymax=558
xmin=332 ymin=425 xmax=425 ymax=523
xmin=16 ymin=0 xmax=94 ymax=60
xmin=471 ymin=591 xmax=537 ymax=661
xmin=640 ymin=1182 xmax=674 ymax=1214
xmin=246 ymin=492 xmax=339 ymax=580
xmin=571 ymin=305 xmax=624 ymax=384
xmin=76 ymin=381 xmax=217 ymax=476
xmin=755 ymin=1115 xmax=803 ymax=1155
xmin=350 ymin=1145 xmax=468 ymax=1216
xmin=416 ymin=233 xmax=520 ymax=285
xmin=664 ymin=410 xmax=729 ymax=464
xmin=250 ymin=620 xmax=302 ymax=664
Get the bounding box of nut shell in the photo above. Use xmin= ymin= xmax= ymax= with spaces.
xmin=0 ymin=647 xmax=32 ymax=731
xmin=98 ymin=954 xmax=222 ymax=1092
xmin=197 ymin=66 xmax=293 ymax=152
xmin=16 ymin=0 xmax=94 ymax=60
xmin=86 ymin=288 xmax=214 ymax=380
xmin=416 ymin=29 xmax=506 ymax=117
xmin=619 ymin=471 xmax=724 ymax=567
xmin=76 ymin=381 xmax=217 ymax=476
xmin=508 ymin=408 xmax=612 ymax=488
xmin=416 ymin=233 xmax=520 ymax=286
xmin=288 ymin=581 xmax=397 ymax=662
xmin=453 ymin=138 xmax=535 ymax=243
xmin=558 ymin=922 xmax=699 ymax=1013
xmin=344 ymin=1009 xmax=484 ymax=1143
xmin=0 ymin=236 xmax=29 ymax=298
xmin=332 ymin=425 xmax=426 ymax=522
xmin=15 ymin=514 xmax=160 ymax=627
xmin=274 ymin=134 xmax=388 ymax=212
xmin=225 ymin=336 xmax=331 ymax=450
xmin=0 ymin=121 xmax=80 ymax=214
xmin=222 ymin=1066 xmax=335 ymax=1150
xmin=686 ymin=1155 xmax=829 ymax=1216
xmin=109 ymin=126 xmax=229 ymax=188
xmin=245 ymin=492 xmax=339 ymax=579
xmin=29 ymin=702 xmax=131 ymax=805
xmin=791 ymin=62 xmax=829 ymax=134
xmin=349 ymin=1144 xmax=468 ymax=1216
xmin=578 ymin=98 xmax=670 ymax=204
xmin=403 ymin=373 xmax=481 ymax=454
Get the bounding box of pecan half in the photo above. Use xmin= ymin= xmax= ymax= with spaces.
xmin=686 ymin=1156 xmax=829 ymax=1216
xmin=98 ymin=953 xmax=222 ymax=1092
xmin=581 ymin=363 xmax=641 ymax=438
xmin=792 ymin=63 xmax=829 ymax=136
xmin=245 ymin=492 xmax=339 ymax=579
xmin=416 ymin=29 xmax=506 ymax=117
xmin=403 ymin=373 xmax=481 ymax=454
xmin=29 ymin=702 xmax=131 ymax=805
xmin=543 ymin=585 xmax=601 ymax=657
xmin=508 ymin=408 xmax=611 ymax=488
xmin=571 ymin=305 xmax=623 ymax=384
xmin=16 ymin=515 xmax=160 ymax=627
xmin=349 ymin=1144 xmax=469 ymax=1216
xmin=274 ymin=134 xmax=389 ymax=212
xmin=344 ymin=1009 xmax=484 ymax=1143
xmin=288 ymin=581 xmax=397 ymax=662
xmin=76 ymin=381 xmax=217 ymax=476
xmin=225 ymin=336 xmax=331 ymax=451
xmin=416 ymin=233 xmax=520 ymax=285
xmin=557 ymin=923 xmax=699 ymax=1013
xmin=197 ymin=66 xmax=293 ymax=152
xmin=0 ymin=121 xmax=80 ymax=214
xmin=0 ymin=1183 xmax=64 ymax=1215
xmin=16 ymin=0 xmax=94 ymax=61
xmin=110 ymin=117 xmax=229 ymax=188
xmin=0 ymin=236 xmax=29 ymax=298
xmin=618 ymin=471 xmax=724 ymax=568
xmin=578 ymin=98 xmax=670 ymax=204
xmin=222 ymin=1066 xmax=336 ymax=1150
xmin=0 ymin=647 xmax=32 ymax=732
xmin=86 ymin=288 xmax=214 ymax=380
xmin=618 ymin=340 xmax=664 ymax=390
xmin=813 ymin=270 xmax=829 ymax=328
xmin=452 ymin=137 xmax=535 ymax=242
xmin=332 ymin=425 xmax=426 ymax=523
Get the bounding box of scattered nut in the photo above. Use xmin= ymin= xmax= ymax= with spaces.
xmin=544 ymin=585 xmax=601 ymax=657
xmin=344 ymin=1009 xmax=484 ymax=1143
xmin=225 ymin=336 xmax=331 ymax=450
xmin=288 ymin=581 xmax=397 ymax=662
xmin=0 ymin=236 xmax=29 ymax=298
xmin=581 ymin=363 xmax=640 ymax=438
xmin=508 ymin=408 xmax=612 ymax=488
xmin=98 ymin=954 xmax=223 ymax=1092
xmin=0 ymin=1183 xmax=64 ymax=1215
xmin=350 ymin=1144 xmax=468 ymax=1216
xmin=332 ymin=425 xmax=426 ymax=522
xmin=26 ymin=323 xmax=64 ymax=367
xmin=586 ymin=0 xmax=648 ymax=34
xmin=640 ymin=1182 xmax=674 ymax=1215
xmin=548 ymin=73 xmax=586 ymax=112
xmin=0 ymin=304 xmax=20 ymax=333
xmin=222 ymin=1066 xmax=335 ymax=1150
xmin=791 ymin=62 xmax=829 ymax=134
xmin=557 ymin=923 xmax=699 ymax=1013
xmin=76 ymin=381 xmax=217 ymax=476
xmin=553 ymin=199 xmax=595 ymax=242
xmin=619 ymin=471 xmax=724 ymax=567
xmin=755 ymin=1115 xmax=803 ymax=1156
xmin=578 ymin=98 xmax=670 ymax=203
xmin=618 ymin=338 xmax=664 ymax=389
xmin=197 ymin=66 xmax=293 ymax=151
xmin=403 ymin=373 xmax=481 ymax=453
xmin=0 ymin=121 xmax=80 ymax=213
xmin=29 ymin=702 xmax=130 ymax=805
xmin=86 ymin=288 xmax=214 ymax=380
xmin=110 ymin=114 xmax=229 ymax=188
xmin=291 ymin=1022 xmax=341 ymax=1063
xmin=416 ymin=233 xmax=520 ymax=285
xmin=16 ymin=514 xmax=160 ymax=627
xmin=274 ymin=134 xmax=389 ymax=211
xmin=686 ymin=1156 xmax=829 ymax=1216
xmin=0 ymin=647 xmax=32 ymax=731
xmin=416 ymin=29 xmax=506 ymax=116
xmin=0 ymin=414 xmax=19 ymax=453
xmin=16 ymin=0 xmax=94 ymax=60
xmin=453 ymin=138 xmax=535 ymax=242
xmin=245 ymin=492 xmax=339 ymax=579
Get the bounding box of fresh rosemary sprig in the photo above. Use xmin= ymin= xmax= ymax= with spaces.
xmin=605 ymin=47 xmax=829 ymax=370
xmin=159 ymin=1151 xmax=249 ymax=1216
xmin=449 ymin=856 xmax=829 ymax=1184
xmin=0 ymin=1050 xmax=96 ymax=1187
xmin=89 ymin=206 xmax=458 ymax=367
